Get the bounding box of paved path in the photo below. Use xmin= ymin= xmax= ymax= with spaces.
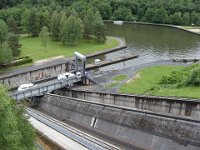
xmin=76 ymin=60 xmax=198 ymax=93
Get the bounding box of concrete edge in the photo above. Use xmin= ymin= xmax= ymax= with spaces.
xmin=68 ymin=89 xmax=200 ymax=104
xmin=46 ymin=93 xmax=200 ymax=123
xmin=105 ymin=20 xmax=200 ymax=36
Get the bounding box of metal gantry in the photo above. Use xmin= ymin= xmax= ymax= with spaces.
xmin=9 ymin=52 xmax=86 ymax=101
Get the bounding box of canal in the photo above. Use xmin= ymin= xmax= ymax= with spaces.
xmin=92 ymin=22 xmax=200 ymax=73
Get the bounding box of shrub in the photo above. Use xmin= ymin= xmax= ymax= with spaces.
xmin=13 ymin=56 xmax=33 ymax=66
xmin=187 ymin=67 xmax=200 ymax=86
xmin=159 ymin=71 xmax=182 ymax=85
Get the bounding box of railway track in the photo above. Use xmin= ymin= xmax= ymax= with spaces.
xmin=27 ymin=108 xmax=120 ymax=150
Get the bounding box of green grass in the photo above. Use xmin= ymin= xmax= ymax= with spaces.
xmin=106 ymin=82 xmax=119 ymax=88
xmin=20 ymin=36 xmax=119 ymax=62
xmin=113 ymin=75 xmax=127 ymax=81
xmin=119 ymin=66 xmax=200 ymax=99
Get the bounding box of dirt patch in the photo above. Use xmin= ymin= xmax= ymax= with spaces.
xmin=126 ymin=73 xmax=141 ymax=84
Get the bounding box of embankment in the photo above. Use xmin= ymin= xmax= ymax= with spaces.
xmin=55 ymin=89 xmax=200 ymax=120
xmin=35 ymin=93 xmax=200 ymax=150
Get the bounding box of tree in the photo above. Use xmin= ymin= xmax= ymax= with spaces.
xmin=39 ymin=26 xmax=49 ymax=52
xmin=70 ymin=1 xmax=94 ymax=19
xmin=83 ymin=8 xmax=95 ymax=38
xmin=154 ymin=8 xmax=168 ymax=23
xmin=0 ymin=20 xmax=8 ymax=46
xmin=42 ymin=10 xmax=51 ymax=29
xmin=50 ymin=10 xmax=61 ymax=41
xmin=28 ymin=9 xmax=38 ymax=36
xmin=191 ymin=11 xmax=198 ymax=25
xmin=61 ymin=15 xmax=84 ymax=45
xmin=21 ymin=8 xmax=31 ymax=34
xmin=7 ymin=33 xmax=21 ymax=57
xmin=0 ymin=42 xmax=13 ymax=65
xmin=144 ymin=8 xmax=156 ymax=23
xmin=170 ymin=12 xmax=183 ymax=25
xmin=97 ymin=2 xmax=112 ymax=20
xmin=6 ymin=15 xmax=18 ymax=34
xmin=0 ymin=85 xmax=36 ymax=149
xmin=113 ymin=7 xmax=133 ymax=21
xmin=60 ymin=11 xmax=67 ymax=31
xmin=182 ymin=12 xmax=190 ymax=25
xmin=94 ymin=11 xmax=106 ymax=43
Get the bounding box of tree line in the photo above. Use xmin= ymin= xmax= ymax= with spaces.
xmin=0 ymin=2 xmax=107 ymax=65
xmin=1 ymin=0 xmax=200 ymax=26
xmin=0 ymin=19 xmax=21 ymax=65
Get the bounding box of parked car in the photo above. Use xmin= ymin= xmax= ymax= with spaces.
xmin=57 ymin=72 xmax=76 ymax=81
xmin=68 ymin=73 xmax=76 ymax=78
xmin=57 ymin=72 xmax=70 ymax=81
xmin=18 ymin=83 xmax=37 ymax=92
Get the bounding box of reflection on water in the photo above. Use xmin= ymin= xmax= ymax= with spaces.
xmin=92 ymin=22 xmax=200 ymax=72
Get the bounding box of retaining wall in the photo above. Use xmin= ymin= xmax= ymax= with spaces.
xmin=37 ymin=94 xmax=200 ymax=150
xmin=55 ymin=89 xmax=200 ymax=120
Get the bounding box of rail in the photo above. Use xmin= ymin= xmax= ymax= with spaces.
xmin=9 ymin=77 xmax=82 ymax=101
xmin=27 ymin=108 xmax=119 ymax=150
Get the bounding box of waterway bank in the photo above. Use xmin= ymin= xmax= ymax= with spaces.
xmin=105 ymin=20 xmax=200 ymax=36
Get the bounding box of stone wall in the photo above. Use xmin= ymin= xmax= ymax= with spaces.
xmin=36 ymin=94 xmax=200 ymax=150
xmin=55 ymin=89 xmax=200 ymax=120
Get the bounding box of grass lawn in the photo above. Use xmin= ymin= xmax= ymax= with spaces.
xmin=19 ymin=36 xmax=119 ymax=62
xmin=113 ymin=74 xmax=127 ymax=81
xmin=120 ymin=66 xmax=200 ymax=99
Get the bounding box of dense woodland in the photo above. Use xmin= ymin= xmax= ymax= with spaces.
xmin=1 ymin=0 xmax=200 ymax=26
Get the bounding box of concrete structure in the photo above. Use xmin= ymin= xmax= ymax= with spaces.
xmin=0 ymin=38 xmax=126 ymax=88
xmin=55 ymin=89 xmax=200 ymax=120
xmin=28 ymin=108 xmax=119 ymax=150
xmin=9 ymin=76 xmax=82 ymax=101
xmin=36 ymin=93 xmax=200 ymax=150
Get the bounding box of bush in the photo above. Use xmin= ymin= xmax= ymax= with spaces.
xmin=187 ymin=67 xmax=200 ymax=86
xmin=159 ymin=71 xmax=182 ymax=85
xmin=159 ymin=65 xmax=200 ymax=87
xmin=13 ymin=56 xmax=33 ymax=66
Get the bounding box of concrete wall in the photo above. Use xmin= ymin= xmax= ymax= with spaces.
xmin=0 ymin=62 xmax=73 ymax=88
xmin=55 ymin=89 xmax=200 ymax=120
xmin=36 ymin=94 xmax=200 ymax=150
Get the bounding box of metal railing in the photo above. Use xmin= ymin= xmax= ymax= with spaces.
xmin=9 ymin=77 xmax=82 ymax=101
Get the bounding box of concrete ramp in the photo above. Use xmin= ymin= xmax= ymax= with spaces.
xmin=35 ymin=94 xmax=200 ymax=150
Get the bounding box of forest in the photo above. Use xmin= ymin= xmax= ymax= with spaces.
xmin=0 ymin=0 xmax=200 ymax=26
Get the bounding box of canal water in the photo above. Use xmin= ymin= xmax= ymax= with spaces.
xmin=91 ymin=22 xmax=200 ymax=72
